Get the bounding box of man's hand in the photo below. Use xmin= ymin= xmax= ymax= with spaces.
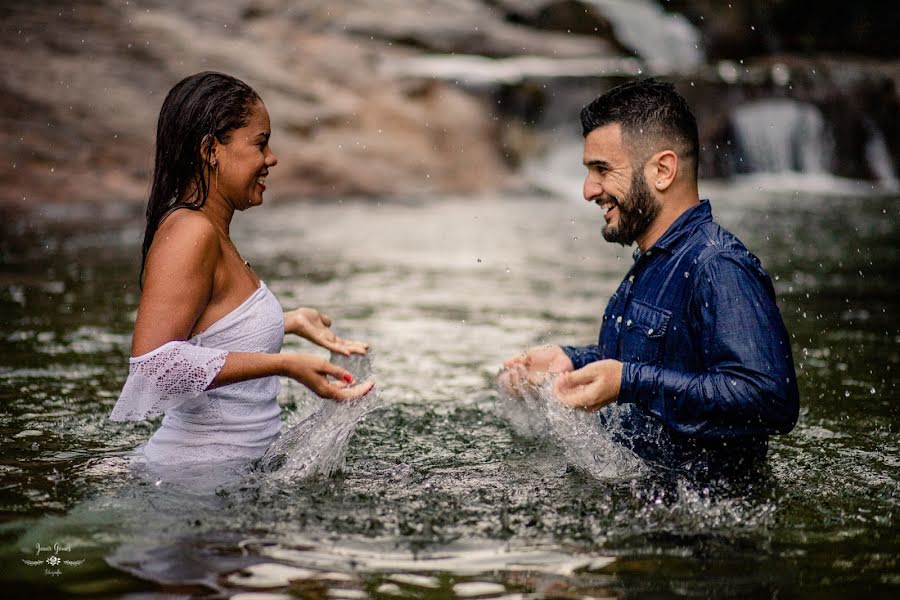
xmin=284 ymin=307 xmax=369 ymax=356
xmin=553 ymin=359 xmax=623 ymax=411
xmin=498 ymin=345 xmax=573 ymax=397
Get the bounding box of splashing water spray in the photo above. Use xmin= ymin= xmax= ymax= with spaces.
xmin=257 ymin=352 xmax=381 ymax=479
xmin=495 ymin=369 xmax=645 ymax=481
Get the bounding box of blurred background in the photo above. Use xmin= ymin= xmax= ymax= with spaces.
xmin=2 ymin=0 xmax=898 ymax=209
xmin=1 ymin=2 xmax=899 ymax=597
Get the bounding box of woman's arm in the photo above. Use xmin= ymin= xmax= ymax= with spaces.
xmin=213 ymin=351 xmax=372 ymax=399
xmin=130 ymin=210 xmax=371 ymax=400
xmin=132 ymin=210 xmax=219 ymax=357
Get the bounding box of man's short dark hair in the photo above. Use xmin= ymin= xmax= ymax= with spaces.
xmin=580 ymin=79 xmax=699 ymax=177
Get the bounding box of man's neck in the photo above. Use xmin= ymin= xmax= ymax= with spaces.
xmin=636 ymin=188 xmax=700 ymax=251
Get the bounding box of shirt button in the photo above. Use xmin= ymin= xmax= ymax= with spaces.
xmin=647 ymin=328 xmax=654 ymax=335
xmin=616 ymin=316 xmax=622 ymax=323
xmin=626 ymin=319 xmax=632 ymax=326
xmin=628 ymin=275 xmax=635 ymax=282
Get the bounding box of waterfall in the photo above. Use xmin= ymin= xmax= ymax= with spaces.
xmin=729 ymin=99 xmax=834 ymax=174
xmin=863 ymin=118 xmax=899 ymax=189
xmin=585 ymin=0 xmax=705 ymax=72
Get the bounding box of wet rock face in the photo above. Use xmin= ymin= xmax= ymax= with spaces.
xmin=4 ymin=0 xmax=896 ymax=207
xmin=667 ymin=0 xmax=900 ymax=59
xmin=6 ymin=0 xmax=602 ymax=206
xmin=303 ymin=0 xmax=618 ymax=58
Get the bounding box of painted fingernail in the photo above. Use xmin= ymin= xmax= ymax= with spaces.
xmin=343 ymin=373 xmax=353 ymax=383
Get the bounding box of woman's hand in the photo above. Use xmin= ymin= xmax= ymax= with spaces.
xmin=281 ymin=353 xmax=374 ymax=401
xmin=284 ymin=307 xmax=369 ymax=356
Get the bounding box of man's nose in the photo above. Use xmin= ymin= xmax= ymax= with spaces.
xmin=583 ymin=177 xmax=602 ymax=202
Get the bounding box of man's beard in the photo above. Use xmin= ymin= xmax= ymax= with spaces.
xmin=601 ymin=170 xmax=661 ymax=246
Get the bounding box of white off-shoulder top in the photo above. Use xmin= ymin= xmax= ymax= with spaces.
xmin=110 ymin=282 xmax=285 ymax=465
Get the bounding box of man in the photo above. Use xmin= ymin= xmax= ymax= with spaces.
xmin=500 ymin=79 xmax=799 ymax=478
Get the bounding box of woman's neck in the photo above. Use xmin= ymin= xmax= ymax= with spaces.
xmin=198 ymin=195 xmax=235 ymax=235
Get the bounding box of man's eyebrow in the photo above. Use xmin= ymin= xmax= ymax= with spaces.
xmin=583 ymin=159 xmax=612 ymax=169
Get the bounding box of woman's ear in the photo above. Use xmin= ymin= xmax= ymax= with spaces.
xmin=201 ymin=133 xmax=218 ymax=167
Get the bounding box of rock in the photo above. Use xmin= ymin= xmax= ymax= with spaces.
xmin=494 ymin=0 xmax=619 ymax=41
xmin=0 ymin=0 xmax=529 ymax=207
xmin=667 ymin=0 xmax=900 ymax=60
xmin=290 ymin=0 xmax=619 ymax=58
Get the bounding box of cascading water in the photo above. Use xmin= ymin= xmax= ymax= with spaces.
xmin=729 ymin=98 xmax=834 ymax=175
xmin=585 ymin=0 xmax=705 ymax=72
xmin=863 ymin=118 xmax=899 ymax=189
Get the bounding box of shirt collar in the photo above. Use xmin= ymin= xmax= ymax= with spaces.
xmin=634 ymin=199 xmax=712 ymax=261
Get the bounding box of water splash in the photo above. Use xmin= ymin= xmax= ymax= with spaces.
xmin=495 ymin=371 xmax=645 ymax=481
xmin=257 ymin=352 xmax=381 ymax=480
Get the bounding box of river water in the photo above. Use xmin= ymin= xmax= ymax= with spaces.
xmin=1 ymin=176 xmax=897 ymax=598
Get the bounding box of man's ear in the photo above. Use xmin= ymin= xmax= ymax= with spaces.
xmin=648 ymin=150 xmax=678 ymax=191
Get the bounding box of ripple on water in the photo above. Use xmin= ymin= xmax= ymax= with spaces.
xmin=3 ymin=192 xmax=898 ymax=597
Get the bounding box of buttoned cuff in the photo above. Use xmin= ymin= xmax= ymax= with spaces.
xmin=618 ymin=361 xmax=640 ymax=405
xmin=561 ymin=345 xmax=601 ymax=370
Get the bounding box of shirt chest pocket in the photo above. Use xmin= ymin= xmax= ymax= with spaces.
xmin=620 ymin=299 xmax=671 ymax=364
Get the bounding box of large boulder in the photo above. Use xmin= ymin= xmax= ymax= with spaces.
xmin=4 ymin=0 xmax=572 ymax=206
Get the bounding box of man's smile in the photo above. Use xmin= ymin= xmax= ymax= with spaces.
xmin=596 ymin=196 xmax=620 ymax=221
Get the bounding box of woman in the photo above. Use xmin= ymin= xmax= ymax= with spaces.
xmin=110 ymin=72 xmax=373 ymax=465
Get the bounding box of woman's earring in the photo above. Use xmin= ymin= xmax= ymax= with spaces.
xmin=213 ymin=160 xmax=219 ymax=191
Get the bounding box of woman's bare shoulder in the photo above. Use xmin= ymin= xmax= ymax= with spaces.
xmin=146 ymin=208 xmax=220 ymax=275
xmin=156 ymin=207 xmax=217 ymax=239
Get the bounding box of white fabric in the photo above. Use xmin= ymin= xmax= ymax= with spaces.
xmin=111 ymin=282 xmax=285 ymax=465
xmin=110 ymin=341 xmax=228 ymax=421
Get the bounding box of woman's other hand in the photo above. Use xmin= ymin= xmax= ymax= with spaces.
xmin=284 ymin=307 xmax=369 ymax=356
xmin=281 ymin=353 xmax=374 ymax=400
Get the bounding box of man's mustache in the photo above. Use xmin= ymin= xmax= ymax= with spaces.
xmin=595 ymin=193 xmax=621 ymax=206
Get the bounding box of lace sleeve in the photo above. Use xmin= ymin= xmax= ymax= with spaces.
xmin=109 ymin=341 xmax=229 ymax=421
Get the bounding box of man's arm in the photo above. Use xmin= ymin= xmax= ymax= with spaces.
xmin=618 ymin=251 xmax=800 ymax=438
xmin=560 ymin=344 xmax=603 ymax=370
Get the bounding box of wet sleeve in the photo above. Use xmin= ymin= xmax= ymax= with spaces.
xmin=109 ymin=341 xmax=229 ymax=421
xmin=618 ymin=250 xmax=799 ymax=439
xmin=561 ymin=344 xmax=602 ymax=370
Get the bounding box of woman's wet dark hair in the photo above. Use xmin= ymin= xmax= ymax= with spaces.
xmin=140 ymin=71 xmax=260 ymax=285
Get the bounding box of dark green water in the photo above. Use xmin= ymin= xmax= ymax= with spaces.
xmin=0 ymin=181 xmax=897 ymax=598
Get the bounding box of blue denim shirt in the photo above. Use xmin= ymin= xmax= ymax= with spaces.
xmin=562 ymin=200 xmax=799 ymax=471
